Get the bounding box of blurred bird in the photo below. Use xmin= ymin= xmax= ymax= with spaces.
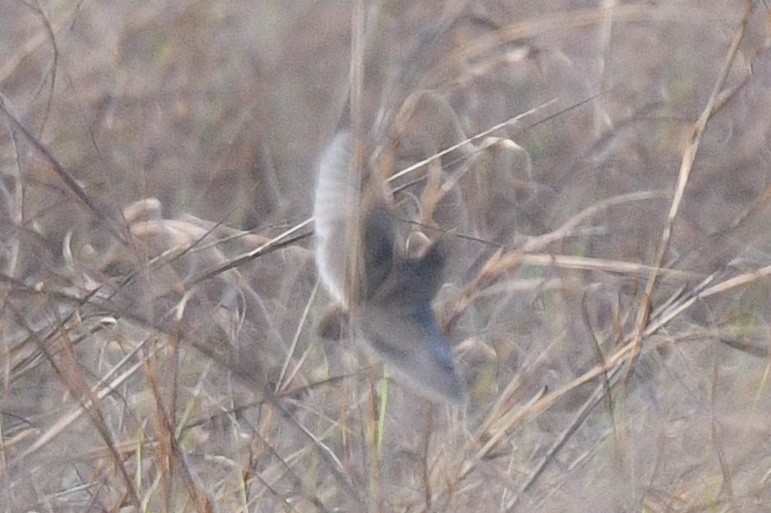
xmin=313 ymin=132 xmax=466 ymax=404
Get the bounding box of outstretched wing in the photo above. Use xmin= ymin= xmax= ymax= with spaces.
xmin=313 ymin=132 xmax=355 ymax=304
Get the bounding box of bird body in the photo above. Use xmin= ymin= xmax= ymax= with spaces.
xmin=313 ymin=132 xmax=465 ymax=404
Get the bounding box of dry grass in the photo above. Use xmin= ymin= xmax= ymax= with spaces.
xmin=1 ymin=0 xmax=771 ymax=512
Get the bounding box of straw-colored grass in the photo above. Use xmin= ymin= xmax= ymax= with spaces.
xmin=1 ymin=1 xmax=771 ymax=512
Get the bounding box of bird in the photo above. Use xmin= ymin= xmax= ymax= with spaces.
xmin=313 ymin=131 xmax=466 ymax=404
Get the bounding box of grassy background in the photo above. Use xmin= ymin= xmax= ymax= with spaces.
xmin=2 ymin=0 xmax=771 ymax=511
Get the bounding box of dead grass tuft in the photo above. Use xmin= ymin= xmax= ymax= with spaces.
xmin=1 ymin=1 xmax=771 ymax=512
